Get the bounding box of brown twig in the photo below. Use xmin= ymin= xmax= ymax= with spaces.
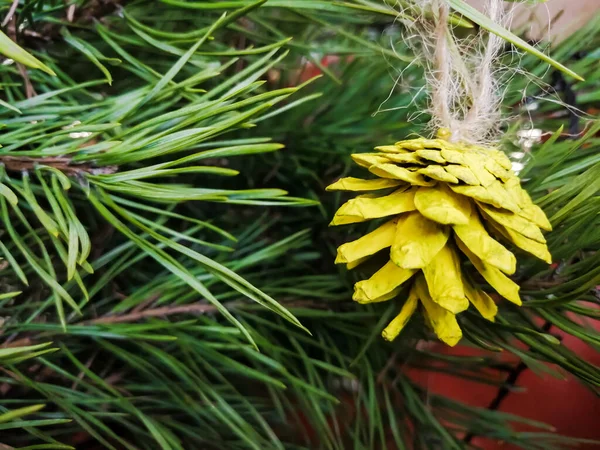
xmin=81 ymin=299 xmax=326 ymax=325
xmin=0 ymin=155 xmax=116 ymax=176
xmin=377 ymin=351 xmax=398 ymax=384
xmin=1 ymin=0 xmax=19 ymax=27
xmin=0 ymin=366 xmax=20 ymax=396
xmin=71 ymin=351 xmax=98 ymax=390
xmin=130 ymin=292 xmax=161 ymax=314
xmin=6 ymin=16 xmax=36 ymax=99
xmin=0 ymin=337 xmax=32 ymax=348
xmin=81 ymin=303 xmax=221 ymax=325
xmin=16 ymin=63 xmax=36 ymax=99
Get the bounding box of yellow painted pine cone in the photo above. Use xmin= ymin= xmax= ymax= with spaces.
xmin=328 ymin=131 xmax=552 ymax=346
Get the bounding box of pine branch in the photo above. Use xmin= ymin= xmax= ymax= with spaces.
xmin=0 ymin=155 xmax=113 ymax=175
xmin=0 ymin=1 xmax=599 ymax=448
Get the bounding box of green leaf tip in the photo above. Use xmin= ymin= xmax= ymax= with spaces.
xmin=0 ymin=30 xmax=56 ymax=76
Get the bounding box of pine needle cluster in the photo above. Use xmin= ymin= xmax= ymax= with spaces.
xmin=0 ymin=1 xmax=598 ymax=449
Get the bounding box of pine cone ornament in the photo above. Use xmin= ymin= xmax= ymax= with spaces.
xmin=328 ymin=130 xmax=552 ymax=346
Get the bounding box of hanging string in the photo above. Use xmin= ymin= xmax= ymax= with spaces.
xmin=414 ymin=0 xmax=511 ymax=144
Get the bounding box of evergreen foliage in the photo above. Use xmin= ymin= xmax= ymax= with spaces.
xmin=0 ymin=1 xmax=598 ymax=449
